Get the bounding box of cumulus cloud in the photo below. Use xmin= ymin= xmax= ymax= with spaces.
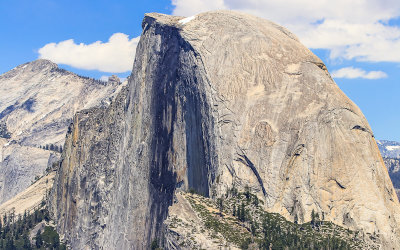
xmin=38 ymin=33 xmax=140 ymax=73
xmin=172 ymin=0 xmax=226 ymax=16
xmin=172 ymin=0 xmax=400 ymax=63
xmin=331 ymin=67 xmax=387 ymax=79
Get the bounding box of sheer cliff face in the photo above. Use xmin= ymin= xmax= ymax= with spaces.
xmin=0 ymin=60 xmax=124 ymax=204
xmin=50 ymin=11 xmax=400 ymax=249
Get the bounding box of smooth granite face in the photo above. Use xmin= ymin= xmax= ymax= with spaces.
xmin=50 ymin=11 xmax=400 ymax=249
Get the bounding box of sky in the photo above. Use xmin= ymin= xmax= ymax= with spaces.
xmin=0 ymin=0 xmax=399 ymax=141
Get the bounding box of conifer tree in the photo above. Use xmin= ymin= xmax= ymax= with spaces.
xmin=311 ymin=209 xmax=316 ymax=227
xmin=240 ymin=202 xmax=245 ymax=222
xmin=35 ymin=229 xmax=43 ymax=248
xmin=217 ymin=198 xmax=224 ymax=216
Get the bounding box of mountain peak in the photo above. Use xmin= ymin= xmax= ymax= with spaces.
xmin=0 ymin=59 xmax=58 ymax=80
xmin=22 ymin=59 xmax=58 ymax=72
xmin=49 ymin=11 xmax=400 ymax=249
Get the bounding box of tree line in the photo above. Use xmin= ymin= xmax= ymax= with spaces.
xmin=0 ymin=201 xmax=65 ymax=249
xmin=38 ymin=144 xmax=63 ymax=153
xmin=216 ymin=186 xmax=354 ymax=249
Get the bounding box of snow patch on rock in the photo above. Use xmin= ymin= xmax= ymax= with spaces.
xmin=179 ymin=15 xmax=196 ymax=25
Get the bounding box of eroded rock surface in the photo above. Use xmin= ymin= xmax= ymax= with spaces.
xmin=0 ymin=59 xmax=125 ymax=204
xmin=0 ymin=171 xmax=55 ymax=218
xmin=377 ymin=140 xmax=400 ymax=200
xmin=383 ymin=157 xmax=400 ymax=198
xmin=50 ymin=11 xmax=400 ymax=249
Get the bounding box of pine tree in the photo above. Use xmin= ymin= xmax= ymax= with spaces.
xmin=245 ymin=185 xmax=250 ymax=201
xmin=23 ymin=233 xmax=31 ymax=249
xmin=217 ymin=198 xmax=223 ymax=216
xmin=240 ymin=202 xmax=245 ymax=222
xmin=253 ymin=195 xmax=259 ymax=206
xmin=251 ymin=221 xmax=257 ymax=236
xmin=35 ymin=230 xmax=43 ymax=248
xmin=5 ymin=235 xmax=14 ymax=250
xmin=3 ymin=214 xmax=7 ymax=227
xmin=311 ymin=209 xmax=316 ymax=227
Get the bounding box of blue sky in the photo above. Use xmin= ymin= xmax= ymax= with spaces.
xmin=0 ymin=0 xmax=399 ymax=141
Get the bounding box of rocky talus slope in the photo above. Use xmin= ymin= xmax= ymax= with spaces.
xmin=0 ymin=60 xmax=125 ymax=204
xmin=50 ymin=11 xmax=400 ymax=249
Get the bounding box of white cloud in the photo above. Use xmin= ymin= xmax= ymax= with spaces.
xmin=171 ymin=0 xmax=400 ymax=63
xmin=172 ymin=0 xmax=226 ymax=16
xmin=331 ymin=67 xmax=387 ymax=79
xmin=38 ymin=33 xmax=140 ymax=73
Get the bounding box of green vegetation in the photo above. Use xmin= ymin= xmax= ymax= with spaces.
xmin=0 ymin=202 xmax=65 ymax=249
xmin=184 ymin=187 xmax=379 ymax=250
xmin=0 ymin=123 xmax=11 ymax=139
xmin=150 ymin=239 xmax=162 ymax=250
xmin=38 ymin=144 xmax=63 ymax=153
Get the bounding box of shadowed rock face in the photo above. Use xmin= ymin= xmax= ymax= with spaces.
xmin=50 ymin=11 xmax=400 ymax=249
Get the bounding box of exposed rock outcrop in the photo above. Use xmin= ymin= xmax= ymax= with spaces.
xmin=107 ymin=75 xmax=121 ymax=85
xmin=0 ymin=59 xmax=125 ymax=204
xmin=377 ymin=140 xmax=400 ymax=199
xmin=383 ymin=157 xmax=400 ymax=198
xmin=0 ymin=143 xmax=57 ymax=203
xmin=50 ymin=11 xmax=400 ymax=249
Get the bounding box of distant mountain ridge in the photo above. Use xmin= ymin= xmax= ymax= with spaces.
xmin=0 ymin=59 xmax=123 ymax=146
xmin=377 ymin=140 xmax=400 ymax=200
xmin=377 ymin=140 xmax=400 ymax=159
xmin=0 ymin=59 xmax=125 ymax=204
